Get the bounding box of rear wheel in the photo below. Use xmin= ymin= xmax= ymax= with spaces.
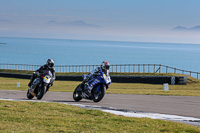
xmin=37 ymin=86 xmax=46 ymax=100
xmin=92 ymin=85 xmax=106 ymax=102
xmin=27 ymin=89 xmax=34 ymax=99
xmin=73 ymin=84 xmax=83 ymax=101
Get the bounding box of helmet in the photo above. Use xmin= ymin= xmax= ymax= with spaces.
xmin=101 ymin=61 xmax=110 ymax=70
xmin=46 ymin=59 xmax=54 ymax=69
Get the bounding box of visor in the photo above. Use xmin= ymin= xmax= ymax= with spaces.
xmin=105 ymin=65 xmax=110 ymax=70
xmin=49 ymin=63 xmax=54 ymax=67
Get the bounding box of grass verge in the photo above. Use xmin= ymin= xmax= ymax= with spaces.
xmin=1 ymin=100 xmax=200 ymax=132
xmin=0 ymin=75 xmax=200 ymax=96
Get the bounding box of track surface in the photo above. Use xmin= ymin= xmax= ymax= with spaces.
xmin=1 ymin=90 xmax=200 ymax=119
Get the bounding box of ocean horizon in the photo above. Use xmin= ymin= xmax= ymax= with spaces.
xmin=0 ymin=37 xmax=200 ymax=72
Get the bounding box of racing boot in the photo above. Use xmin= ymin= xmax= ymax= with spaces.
xmin=29 ymin=78 xmax=40 ymax=96
xmin=29 ymin=86 xmax=36 ymax=96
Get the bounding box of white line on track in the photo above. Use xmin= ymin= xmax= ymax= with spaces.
xmin=1 ymin=98 xmax=200 ymax=126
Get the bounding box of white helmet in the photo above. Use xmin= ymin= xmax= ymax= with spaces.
xmin=46 ymin=59 xmax=54 ymax=69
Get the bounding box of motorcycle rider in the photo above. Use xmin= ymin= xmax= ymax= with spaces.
xmin=83 ymin=61 xmax=110 ymax=93
xmin=28 ymin=59 xmax=56 ymax=90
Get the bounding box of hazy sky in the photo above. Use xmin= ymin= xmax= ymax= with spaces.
xmin=0 ymin=0 xmax=200 ymax=43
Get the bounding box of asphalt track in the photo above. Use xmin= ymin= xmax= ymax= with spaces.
xmin=1 ymin=90 xmax=200 ymax=126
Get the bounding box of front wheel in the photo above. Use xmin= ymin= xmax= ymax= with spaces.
xmin=27 ymin=89 xmax=34 ymax=99
xmin=73 ymin=84 xmax=83 ymax=101
xmin=37 ymin=86 xmax=46 ymax=100
xmin=92 ymin=85 xmax=106 ymax=102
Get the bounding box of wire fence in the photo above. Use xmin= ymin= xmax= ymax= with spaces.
xmin=0 ymin=63 xmax=199 ymax=79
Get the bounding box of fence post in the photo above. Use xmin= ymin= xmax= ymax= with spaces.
xmin=166 ymin=66 xmax=168 ymax=73
xmin=1 ymin=63 xmax=200 ymax=79
xmin=138 ymin=64 xmax=140 ymax=72
xmin=143 ymin=64 xmax=145 ymax=73
xmin=124 ymin=64 xmax=126 ymax=73
xmin=112 ymin=65 xmax=114 ymax=72
xmin=159 ymin=64 xmax=161 ymax=73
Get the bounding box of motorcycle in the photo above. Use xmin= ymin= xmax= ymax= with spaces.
xmin=27 ymin=70 xmax=53 ymax=100
xmin=73 ymin=71 xmax=111 ymax=102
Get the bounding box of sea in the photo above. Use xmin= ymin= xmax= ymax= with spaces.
xmin=0 ymin=37 xmax=200 ymax=72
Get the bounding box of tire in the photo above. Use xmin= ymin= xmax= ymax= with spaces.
xmin=36 ymin=86 xmax=46 ymax=100
xmin=92 ymin=85 xmax=106 ymax=102
xmin=27 ymin=89 xmax=34 ymax=99
xmin=73 ymin=84 xmax=82 ymax=101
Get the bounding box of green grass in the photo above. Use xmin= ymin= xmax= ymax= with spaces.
xmin=1 ymin=69 xmax=200 ymax=96
xmin=0 ymin=75 xmax=200 ymax=96
xmin=1 ymin=100 xmax=200 ymax=133
xmin=1 ymin=70 xmax=200 ymax=132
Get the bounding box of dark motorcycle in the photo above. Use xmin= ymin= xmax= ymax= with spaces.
xmin=27 ymin=70 xmax=53 ymax=100
xmin=73 ymin=71 xmax=111 ymax=102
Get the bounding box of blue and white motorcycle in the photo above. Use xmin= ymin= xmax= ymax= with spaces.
xmin=73 ymin=71 xmax=111 ymax=102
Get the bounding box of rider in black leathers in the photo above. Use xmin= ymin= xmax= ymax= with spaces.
xmin=28 ymin=59 xmax=56 ymax=88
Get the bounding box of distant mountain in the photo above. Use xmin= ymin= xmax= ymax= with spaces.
xmin=190 ymin=25 xmax=200 ymax=31
xmin=45 ymin=20 xmax=102 ymax=28
xmin=172 ymin=25 xmax=200 ymax=32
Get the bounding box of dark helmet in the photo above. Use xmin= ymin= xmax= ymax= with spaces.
xmin=101 ymin=61 xmax=110 ymax=70
xmin=46 ymin=59 xmax=54 ymax=69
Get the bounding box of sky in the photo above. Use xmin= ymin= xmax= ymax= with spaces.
xmin=0 ymin=0 xmax=200 ymax=43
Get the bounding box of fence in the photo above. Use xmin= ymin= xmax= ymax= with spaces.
xmin=0 ymin=63 xmax=199 ymax=79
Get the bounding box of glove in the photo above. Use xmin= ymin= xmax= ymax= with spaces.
xmin=93 ymin=73 xmax=101 ymax=76
xmin=83 ymin=75 xmax=89 ymax=83
xmin=34 ymin=71 xmax=40 ymax=76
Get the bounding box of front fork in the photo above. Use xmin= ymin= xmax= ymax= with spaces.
xmin=30 ymin=78 xmax=41 ymax=91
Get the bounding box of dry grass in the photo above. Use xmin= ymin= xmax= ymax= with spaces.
xmin=0 ymin=75 xmax=200 ymax=96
